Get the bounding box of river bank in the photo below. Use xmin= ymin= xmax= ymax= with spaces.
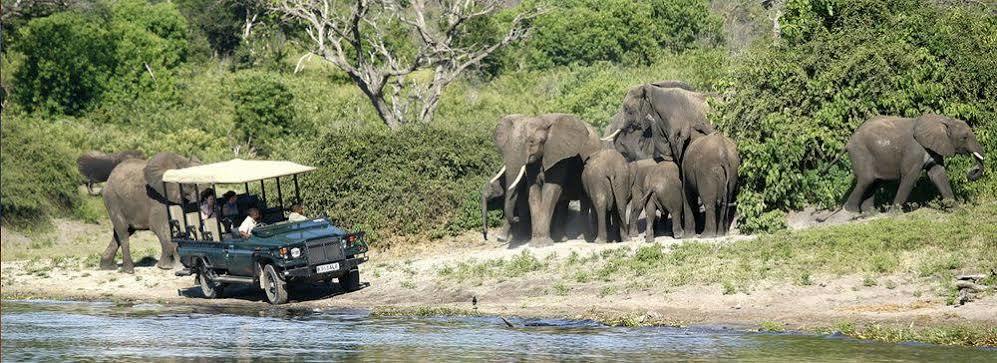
xmin=2 ymin=202 xmax=996 ymax=347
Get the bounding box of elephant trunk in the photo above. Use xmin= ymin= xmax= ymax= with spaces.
xmin=968 ymin=149 xmax=985 ymax=182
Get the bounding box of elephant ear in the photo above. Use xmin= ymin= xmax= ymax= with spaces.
xmin=494 ymin=114 xmax=524 ymax=150
xmin=914 ymin=116 xmax=955 ymax=157
xmin=144 ymin=152 xmax=188 ymax=202
xmin=543 ymin=115 xmax=600 ymax=171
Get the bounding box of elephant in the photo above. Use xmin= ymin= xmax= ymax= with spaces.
xmin=480 ymin=167 xmax=531 ymax=242
xmin=100 ymin=152 xmax=200 ymax=273
xmin=828 ymin=114 xmax=985 ymax=216
xmin=628 ymin=159 xmax=684 ymax=242
xmin=77 ymin=150 xmax=146 ymax=194
xmin=603 ymin=83 xmax=715 ymax=234
xmin=581 ymin=148 xmax=631 ymax=243
xmin=682 ymin=132 xmax=740 ymax=237
xmin=494 ymin=113 xmax=602 ymax=247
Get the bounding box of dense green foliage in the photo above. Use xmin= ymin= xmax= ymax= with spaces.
xmin=715 ymin=0 xmax=997 ymax=232
xmin=520 ymin=0 xmax=721 ymax=69
xmin=231 ymin=71 xmax=297 ymax=154
xmin=0 ymin=118 xmax=81 ymax=223
xmin=2 ymin=0 xmax=995 ymax=242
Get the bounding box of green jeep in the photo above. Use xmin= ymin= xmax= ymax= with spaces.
xmin=162 ymin=159 xmax=369 ymax=305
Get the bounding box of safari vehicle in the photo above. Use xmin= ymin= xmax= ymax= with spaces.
xmin=162 ymin=159 xmax=369 ymax=305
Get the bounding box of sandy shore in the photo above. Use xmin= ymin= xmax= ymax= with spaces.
xmin=3 ymin=227 xmax=995 ymax=335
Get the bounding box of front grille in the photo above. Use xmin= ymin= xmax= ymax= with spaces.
xmin=306 ymin=237 xmax=344 ymax=264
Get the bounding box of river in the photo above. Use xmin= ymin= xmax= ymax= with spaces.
xmin=1 ymin=300 xmax=994 ymax=361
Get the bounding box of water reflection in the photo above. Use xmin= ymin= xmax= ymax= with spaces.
xmin=2 ymin=300 xmax=994 ymax=361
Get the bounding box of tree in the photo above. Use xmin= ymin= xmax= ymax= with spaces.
xmin=273 ymin=0 xmax=542 ymax=129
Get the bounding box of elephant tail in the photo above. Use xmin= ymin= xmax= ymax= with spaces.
xmin=815 ymin=205 xmax=844 ymax=223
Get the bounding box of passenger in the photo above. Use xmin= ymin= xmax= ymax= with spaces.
xmin=199 ymin=188 xmax=216 ymax=219
xmin=287 ymin=204 xmax=308 ymax=222
xmin=239 ymin=207 xmax=261 ymax=239
xmin=221 ymin=191 xmax=239 ymax=218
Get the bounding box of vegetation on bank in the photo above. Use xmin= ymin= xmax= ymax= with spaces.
xmin=2 ymin=0 xmax=995 ymax=243
xmin=438 ymin=201 xmax=997 ymax=299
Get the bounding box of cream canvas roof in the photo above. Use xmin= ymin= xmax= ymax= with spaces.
xmin=162 ymin=159 xmax=316 ymax=184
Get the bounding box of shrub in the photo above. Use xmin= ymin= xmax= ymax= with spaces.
xmin=715 ymin=0 xmax=997 ymax=229
xmin=295 ymin=124 xmax=501 ymax=245
xmin=520 ymin=0 xmax=721 ymax=70
xmin=1 ymin=116 xmax=82 ymax=224
xmin=231 ymin=70 xmax=297 ymax=155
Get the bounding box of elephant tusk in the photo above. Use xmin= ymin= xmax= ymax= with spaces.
xmin=489 ymin=166 xmax=506 ymax=183
xmin=973 ymin=152 xmax=984 ymax=161
xmin=600 ymin=129 xmax=621 ymax=141
xmin=507 ymin=166 xmax=526 ymax=192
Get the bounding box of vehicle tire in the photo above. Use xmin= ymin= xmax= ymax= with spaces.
xmin=261 ymin=264 xmax=289 ymax=305
xmin=197 ymin=262 xmax=225 ymax=299
xmin=340 ymin=268 xmax=361 ymax=292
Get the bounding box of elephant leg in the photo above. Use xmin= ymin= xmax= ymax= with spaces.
xmin=592 ymin=197 xmax=609 ymax=243
xmin=152 ymin=222 xmax=178 ymax=270
xmin=662 ymin=193 xmax=684 ymax=239
xmin=845 ymin=176 xmax=875 ymax=213
xmin=119 ymin=230 xmax=135 ymax=274
xmin=926 ymin=164 xmax=954 ymax=202
xmin=614 ymin=187 xmax=630 ymax=242
xmin=551 ymin=201 xmax=569 ymax=242
xmin=682 ymin=185 xmax=697 ymax=237
xmin=644 ymin=197 xmax=656 ymax=243
xmin=530 ymin=183 xmax=562 ymax=247
xmin=701 ymin=199 xmax=718 ymax=238
xmin=100 ymin=226 xmax=128 ymax=270
xmin=496 ymin=220 xmax=512 ymax=242
xmin=579 ymin=195 xmax=595 ymax=242
xmin=859 ymin=180 xmax=879 ymax=214
xmin=891 ymin=168 xmax=921 ymax=212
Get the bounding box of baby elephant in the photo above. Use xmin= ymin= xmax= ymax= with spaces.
xmin=582 ymin=149 xmax=631 ymax=243
xmin=628 ymin=159 xmax=684 ymax=242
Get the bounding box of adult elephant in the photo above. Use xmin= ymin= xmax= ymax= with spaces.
xmin=493 ymin=114 xmax=601 ymax=247
xmin=100 ymin=152 xmax=200 ymax=273
xmin=77 ymin=150 xmax=146 ymax=194
xmin=827 ymin=114 xmax=985 ymax=216
xmin=604 ymin=83 xmax=715 ymax=234
xmin=682 ymin=132 xmax=740 ymax=237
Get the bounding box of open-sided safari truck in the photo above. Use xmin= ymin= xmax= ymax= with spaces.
xmin=163 ymin=159 xmax=369 ymax=305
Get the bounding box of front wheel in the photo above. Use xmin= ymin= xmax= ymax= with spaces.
xmin=340 ymin=268 xmax=361 ymax=292
xmin=197 ymin=262 xmax=225 ymax=299
xmin=261 ymin=264 xmax=289 ymax=305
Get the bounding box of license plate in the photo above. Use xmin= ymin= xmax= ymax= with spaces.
xmin=316 ymin=262 xmax=339 ymax=274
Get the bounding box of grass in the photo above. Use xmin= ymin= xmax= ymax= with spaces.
xmin=436 ymin=202 xmax=997 ymax=298
xmin=821 ymin=322 xmax=997 ymax=347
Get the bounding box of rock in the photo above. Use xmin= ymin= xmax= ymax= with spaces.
xmin=955 ymin=280 xmax=989 ymax=292
xmin=956 ymin=274 xmax=986 ymax=281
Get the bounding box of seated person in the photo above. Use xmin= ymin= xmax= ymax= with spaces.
xmin=239 ymin=207 xmax=262 ymax=239
xmin=199 ymin=188 xmax=216 ymax=219
xmin=220 ymin=191 xmax=239 ymax=231
xmin=287 ymin=204 xmax=308 ymax=222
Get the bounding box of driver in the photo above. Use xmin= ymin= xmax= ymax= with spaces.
xmin=239 ymin=207 xmax=261 ymax=238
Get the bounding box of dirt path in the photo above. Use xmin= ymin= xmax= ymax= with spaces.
xmin=3 ymin=225 xmax=994 ymax=333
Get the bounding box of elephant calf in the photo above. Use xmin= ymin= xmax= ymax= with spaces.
xmin=582 ymin=149 xmax=631 ymax=243
xmin=835 ymin=114 xmax=985 ymax=215
xmin=628 ymin=159 xmax=684 ymax=242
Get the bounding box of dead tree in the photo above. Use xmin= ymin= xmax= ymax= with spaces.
xmin=273 ymin=0 xmax=542 ymax=129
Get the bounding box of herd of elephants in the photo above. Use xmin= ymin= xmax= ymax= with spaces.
xmin=78 ymin=80 xmax=986 ymax=272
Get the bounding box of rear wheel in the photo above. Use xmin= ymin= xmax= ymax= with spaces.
xmin=261 ymin=264 xmax=289 ymax=305
xmin=340 ymin=268 xmax=361 ymax=292
xmin=197 ymin=261 xmax=225 ymax=299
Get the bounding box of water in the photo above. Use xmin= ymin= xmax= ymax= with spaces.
xmin=2 ymin=300 xmax=994 ymax=362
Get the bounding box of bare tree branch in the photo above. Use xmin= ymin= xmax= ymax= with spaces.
xmin=272 ymin=0 xmax=542 ymax=129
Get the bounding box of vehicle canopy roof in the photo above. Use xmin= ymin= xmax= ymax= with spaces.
xmin=161 ymin=159 xmax=316 ymax=184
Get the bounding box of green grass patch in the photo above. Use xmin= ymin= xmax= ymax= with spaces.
xmin=822 ymin=322 xmax=997 ymax=348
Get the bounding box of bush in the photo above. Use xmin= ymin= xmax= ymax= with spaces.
xmin=715 ymin=0 xmax=997 ymax=228
xmin=231 ymin=70 xmax=297 ymax=155
xmin=295 ymin=125 xmax=501 ymax=245
xmin=12 ymin=12 xmax=116 ymax=115
xmin=520 ymin=0 xmax=721 ymax=70
xmin=12 ymin=0 xmax=189 ymax=115
xmin=1 ymin=117 xmax=82 ymax=224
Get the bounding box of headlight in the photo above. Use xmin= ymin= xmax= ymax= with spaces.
xmin=290 ymin=247 xmax=301 ymax=258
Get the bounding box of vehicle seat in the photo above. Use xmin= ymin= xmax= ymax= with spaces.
xmin=261 ymin=207 xmax=286 ymax=224
xmin=202 ymin=217 xmax=223 ymax=242
xmin=169 ymin=205 xmax=202 ymax=240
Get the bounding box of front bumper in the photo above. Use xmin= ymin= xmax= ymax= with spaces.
xmin=282 ymin=255 xmax=369 ymax=280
